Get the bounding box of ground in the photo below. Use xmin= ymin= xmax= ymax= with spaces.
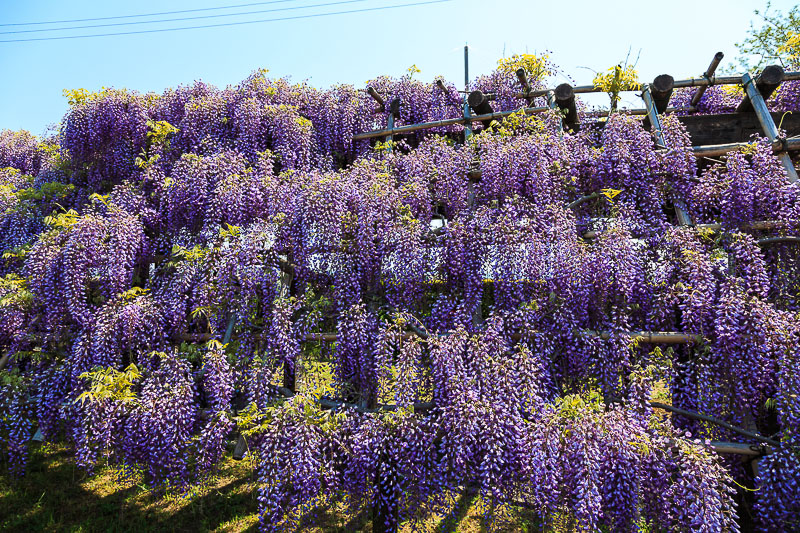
xmin=0 ymin=442 xmax=541 ymax=533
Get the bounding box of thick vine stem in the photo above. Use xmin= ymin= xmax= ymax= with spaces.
xmin=567 ymin=192 xmax=601 ymax=209
xmin=648 ymin=401 xmax=780 ymax=447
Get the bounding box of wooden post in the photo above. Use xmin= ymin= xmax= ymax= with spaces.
xmin=741 ymin=71 xmax=799 ymax=183
xmin=280 ymin=264 xmax=297 ymax=393
xmin=467 ymin=90 xmax=494 ymax=129
xmin=650 ymin=74 xmax=674 ymax=114
xmin=737 ymin=65 xmax=784 ymax=112
xmin=517 ymin=67 xmax=532 ymax=103
xmin=554 ymin=83 xmax=578 ymax=131
xmin=690 ymin=52 xmax=724 ymax=107
xmin=385 ymin=97 xmax=400 ymax=153
xmin=641 ymin=83 xmax=693 ymax=225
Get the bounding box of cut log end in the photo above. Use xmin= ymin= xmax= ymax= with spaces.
xmin=653 ymin=74 xmax=675 ymax=94
xmin=554 ymin=83 xmax=574 ymax=101
xmin=759 ymin=64 xmax=785 ymax=86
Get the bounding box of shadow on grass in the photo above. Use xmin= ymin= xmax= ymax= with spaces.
xmin=433 ymin=490 xmax=477 ymax=533
xmin=0 ymin=443 xmax=261 ymax=533
xmin=1 ymin=444 xmax=542 ymax=533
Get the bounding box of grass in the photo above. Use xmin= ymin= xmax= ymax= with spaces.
xmin=0 ymin=442 xmax=541 ymax=533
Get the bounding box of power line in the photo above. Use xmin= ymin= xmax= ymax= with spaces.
xmin=0 ymin=0 xmax=369 ymax=35
xmin=0 ymin=0 xmax=302 ymax=27
xmin=0 ymin=0 xmax=451 ymax=43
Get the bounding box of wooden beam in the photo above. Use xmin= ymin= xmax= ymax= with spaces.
xmin=366 ymin=86 xmax=386 ymax=111
xmin=680 ymin=111 xmax=800 ymax=147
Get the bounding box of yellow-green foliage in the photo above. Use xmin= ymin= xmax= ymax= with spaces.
xmin=75 ymin=364 xmax=141 ymax=404
xmin=0 ymin=273 xmax=33 ymax=309
xmin=43 ymin=208 xmax=80 ymax=229
xmin=136 ymin=119 xmax=179 ymax=170
xmin=63 ymin=87 xmax=146 ymax=108
xmin=593 ymin=64 xmax=641 ymax=110
xmin=17 ymin=182 xmax=74 ymax=203
xmin=77 ymin=364 xmax=142 ymax=406
xmin=496 ymin=53 xmax=553 ymax=80
xmin=485 ymin=109 xmax=548 ymax=137
xmin=736 ymin=2 xmax=800 ymax=69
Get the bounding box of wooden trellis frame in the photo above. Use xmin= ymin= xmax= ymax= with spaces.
xmin=347 ymin=54 xmax=800 ymax=530
xmin=2 ymin=52 xmax=798 ymax=533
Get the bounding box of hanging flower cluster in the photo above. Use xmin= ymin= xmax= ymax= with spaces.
xmin=0 ymin=62 xmax=798 ymax=532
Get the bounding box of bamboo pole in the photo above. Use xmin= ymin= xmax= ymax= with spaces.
xmin=510 ymin=71 xmax=800 ymax=100
xmin=582 ymin=330 xmax=702 ymax=343
xmin=463 ymin=45 xmax=472 ymax=141
xmin=693 ymin=140 xmax=780 ymax=158
xmin=568 ymin=192 xmax=601 ymax=209
xmin=352 ymin=102 xmax=700 ymax=140
xmin=758 ymin=236 xmax=800 ymax=246
xmin=582 ymin=219 xmax=798 ymax=240
xmin=742 ymin=71 xmax=799 ymax=183
xmin=738 ymin=65 xmax=784 ymax=112
xmin=710 ymin=442 xmax=770 ymax=457
xmin=642 ymin=83 xmax=693 ymax=225
xmin=352 ymin=105 xmax=550 ymax=141
xmin=691 ymin=52 xmax=725 ymax=107
xmin=693 ymin=136 xmax=800 ymax=158
xmin=696 ymin=220 xmax=798 ymax=231
xmin=582 ymin=105 xmax=696 ymax=117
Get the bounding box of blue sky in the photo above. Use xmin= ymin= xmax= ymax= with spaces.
xmin=0 ymin=0 xmax=794 ymax=136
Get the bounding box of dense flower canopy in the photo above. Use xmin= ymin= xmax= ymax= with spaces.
xmin=1 ymin=57 xmax=799 ymax=532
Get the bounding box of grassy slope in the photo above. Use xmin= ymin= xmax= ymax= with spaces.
xmin=0 ymin=442 xmax=540 ymax=533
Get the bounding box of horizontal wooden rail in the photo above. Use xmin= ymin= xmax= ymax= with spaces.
xmin=581 ymin=219 xmax=799 ymax=240
xmin=356 ymin=68 xmax=800 ymax=140
xmin=352 ymin=105 xmax=549 ymax=141
xmin=514 ymin=70 xmax=800 ymax=100
xmin=709 ymin=441 xmax=772 ymax=457
xmin=177 ymin=329 xmax=701 ymax=345
xmin=583 ymin=106 xmax=695 ymax=117
xmin=758 ymin=236 xmax=800 ymax=246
